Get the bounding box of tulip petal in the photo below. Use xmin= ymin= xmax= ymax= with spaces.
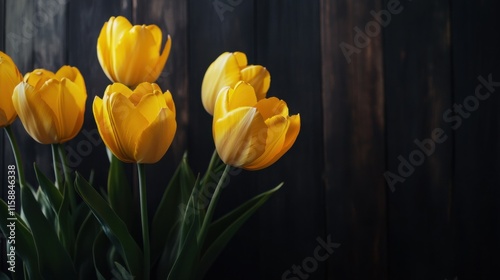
xmin=136 ymin=93 xmax=162 ymax=124
xmin=249 ymin=114 xmax=300 ymax=170
xmin=55 ymin=66 xmax=87 ymax=93
xmin=151 ymin=35 xmax=171 ymax=83
xmin=0 ymin=110 xmax=7 ymax=126
xmin=0 ymin=53 xmax=22 ymax=126
xmin=134 ymin=107 xmax=176 ymax=163
xmin=243 ymin=115 xmax=288 ymax=170
xmin=97 ymin=16 xmax=133 ymax=83
xmin=37 ymin=79 xmax=85 ymax=142
xmin=12 ymin=82 xmax=58 ymax=144
xmin=241 ymin=65 xmax=271 ymax=100
xmin=93 ymin=96 xmax=127 ymax=162
xmin=163 ymin=90 xmax=176 ymax=117
xmin=201 ymin=52 xmax=246 ymax=115
xmin=108 ymin=93 xmax=149 ymax=162
xmin=107 ymin=83 xmax=133 ymax=98
xmin=113 ymin=25 xmax=159 ymax=86
xmin=24 ymin=69 xmax=56 ymax=89
xmin=213 ymin=107 xmax=267 ymax=167
xmin=255 ymin=97 xmax=289 ymax=120
xmin=227 ymin=81 xmax=258 ymax=111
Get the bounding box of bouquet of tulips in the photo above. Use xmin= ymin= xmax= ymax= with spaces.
xmin=0 ymin=16 xmax=300 ymax=280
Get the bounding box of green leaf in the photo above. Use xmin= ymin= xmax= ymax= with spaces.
xmin=57 ymin=180 xmax=75 ymax=256
xmin=112 ymin=262 xmax=134 ymax=280
xmin=20 ymin=186 xmax=77 ymax=279
xmin=34 ymin=163 xmax=63 ymax=212
xmin=165 ymin=182 xmax=201 ymax=280
xmin=74 ymin=212 xmax=100 ymax=279
xmin=198 ymin=183 xmax=284 ymax=279
xmin=107 ymin=155 xmax=136 ymax=234
xmin=93 ymin=231 xmax=112 ymax=280
xmin=151 ymin=153 xmax=196 ymax=264
xmin=75 ymin=173 xmax=143 ymax=279
xmin=0 ymin=200 xmax=41 ymax=280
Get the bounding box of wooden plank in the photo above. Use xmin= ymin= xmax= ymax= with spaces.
xmin=187 ymin=1 xmax=260 ymax=279
xmin=133 ymin=0 xmax=189 ymax=210
xmin=0 ymin=0 xmax=6 ymax=273
xmin=450 ymin=0 xmax=500 ymax=278
xmin=252 ymin=1 xmax=326 ymax=279
xmin=321 ymin=0 xmax=387 ymax=279
xmin=0 ymin=0 xmax=4 ymax=50
xmin=65 ymin=0 xmax=132 ymax=190
xmin=383 ymin=0 xmax=454 ymax=278
xmin=4 ymin=0 xmax=39 ymax=187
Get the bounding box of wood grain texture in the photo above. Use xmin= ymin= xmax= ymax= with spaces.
xmin=253 ymin=1 xmax=326 ymax=279
xmin=321 ymin=0 xmax=387 ymax=279
xmin=451 ymin=1 xmax=500 ymax=278
xmin=1 ymin=0 xmax=500 ymax=279
xmin=133 ymin=0 xmax=190 ymax=212
xmin=384 ymin=0 xmax=454 ymax=279
xmin=65 ymin=0 xmax=132 ymax=192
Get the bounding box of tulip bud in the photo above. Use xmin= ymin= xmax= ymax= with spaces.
xmin=0 ymin=51 xmax=23 ymax=127
xmin=12 ymin=66 xmax=87 ymax=144
xmin=97 ymin=16 xmax=172 ymax=87
xmin=93 ymin=82 xmax=177 ymax=163
xmin=202 ymin=52 xmax=271 ymax=115
xmin=213 ymin=81 xmax=300 ymax=170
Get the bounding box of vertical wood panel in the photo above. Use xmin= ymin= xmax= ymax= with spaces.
xmin=0 ymin=0 xmax=6 ymax=272
xmin=254 ymin=1 xmax=326 ymax=279
xmin=134 ymin=0 xmax=189 ymax=210
xmin=451 ymin=1 xmax=500 ymax=278
xmin=4 ymin=0 xmax=39 ymax=187
xmin=384 ymin=1 xmax=454 ymax=279
xmin=321 ymin=0 xmax=387 ymax=279
xmin=187 ymin=1 xmax=259 ymax=279
xmin=66 ymin=0 xmax=131 ymax=190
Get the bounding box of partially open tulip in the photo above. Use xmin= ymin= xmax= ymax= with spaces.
xmin=213 ymin=81 xmax=300 ymax=170
xmin=93 ymin=82 xmax=176 ymax=163
xmin=0 ymin=51 xmax=23 ymax=127
xmin=202 ymin=52 xmax=270 ymax=115
xmin=97 ymin=16 xmax=171 ymax=87
xmin=12 ymin=66 xmax=87 ymax=144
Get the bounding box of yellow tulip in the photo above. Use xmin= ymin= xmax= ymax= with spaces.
xmin=93 ymin=82 xmax=176 ymax=163
xmin=12 ymin=66 xmax=87 ymax=144
xmin=0 ymin=51 xmax=23 ymax=127
xmin=213 ymin=81 xmax=300 ymax=170
xmin=202 ymin=52 xmax=271 ymax=115
xmin=97 ymin=16 xmax=171 ymax=87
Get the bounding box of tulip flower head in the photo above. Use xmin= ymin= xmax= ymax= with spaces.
xmin=97 ymin=16 xmax=172 ymax=87
xmin=12 ymin=66 xmax=87 ymax=144
xmin=0 ymin=51 xmax=23 ymax=127
xmin=93 ymin=82 xmax=177 ymax=164
xmin=213 ymin=81 xmax=300 ymax=170
xmin=202 ymin=52 xmax=270 ymax=115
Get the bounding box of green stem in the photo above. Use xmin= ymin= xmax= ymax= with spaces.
xmin=137 ymin=163 xmax=150 ymax=279
xmin=57 ymin=144 xmax=77 ymax=211
xmin=197 ymin=164 xmax=231 ymax=245
xmin=51 ymin=144 xmax=63 ymax=190
xmin=201 ymin=149 xmax=220 ymax=186
xmin=4 ymin=126 xmax=26 ymax=188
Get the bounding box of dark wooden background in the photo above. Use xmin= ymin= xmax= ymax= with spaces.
xmin=1 ymin=0 xmax=500 ymax=279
